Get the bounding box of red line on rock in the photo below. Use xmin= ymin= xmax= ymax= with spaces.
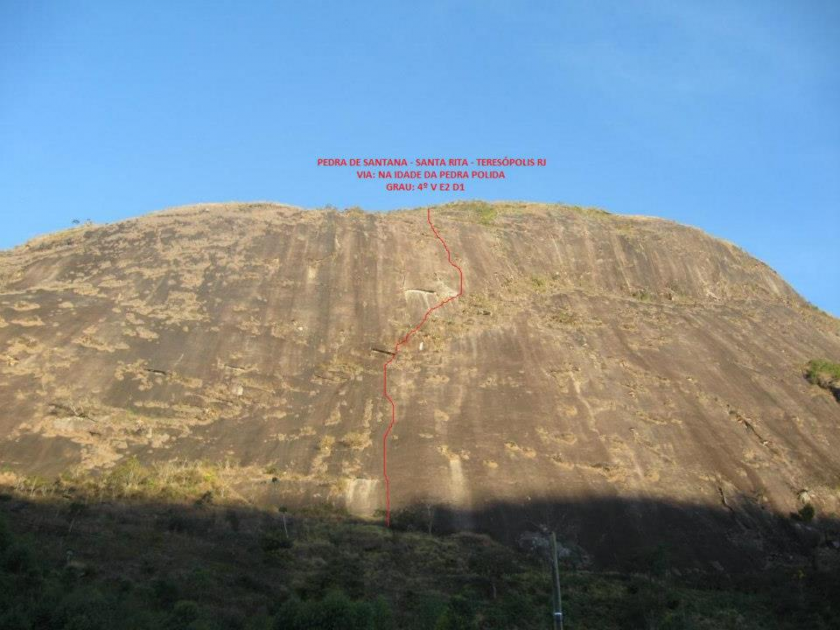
xmin=382 ymin=208 xmax=464 ymax=527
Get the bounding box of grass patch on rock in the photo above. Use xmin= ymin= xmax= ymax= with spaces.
xmin=805 ymin=359 xmax=840 ymax=401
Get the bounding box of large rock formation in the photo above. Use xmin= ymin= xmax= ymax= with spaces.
xmin=1 ymin=201 xmax=838 ymax=568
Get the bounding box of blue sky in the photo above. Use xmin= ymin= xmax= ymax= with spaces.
xmin=1 ymin=1 xmax=838 ymax=314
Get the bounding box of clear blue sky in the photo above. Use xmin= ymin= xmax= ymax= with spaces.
xmin=1 ymin=1 xmax=838 ymax=314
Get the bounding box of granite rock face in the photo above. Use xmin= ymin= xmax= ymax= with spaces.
xmin=1 ymin=201 xmax=838 ymax=568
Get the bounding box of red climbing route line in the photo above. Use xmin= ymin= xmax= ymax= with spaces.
xmin=382 ymin=208 xmax=464 ymax=527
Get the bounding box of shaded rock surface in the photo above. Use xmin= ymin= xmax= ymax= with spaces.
xmin=1 ymin=200 xmax=838 ymax=568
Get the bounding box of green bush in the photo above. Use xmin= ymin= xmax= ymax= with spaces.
xmin=273 ymin=590 xmax=393 ymax=630
xmin=405 ymin=593 xmax=448 ymax=630
xmin=470 ymin=203 xmax=497 ymax=226
xmin=792 ymin=503 xmax=816 ymax=523
xmin=433 ymin=594 xmax=479 ymax=630
xmin=390 ymin=505 xmax=434 ymax=533
xmin=530 ymin=275 xmax=547 ymax=292
xmin=805 ymin=359 xmax=840 ymax=384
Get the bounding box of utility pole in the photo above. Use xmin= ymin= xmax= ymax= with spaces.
xmin=550 ymin=531 xmax=564 ymax=630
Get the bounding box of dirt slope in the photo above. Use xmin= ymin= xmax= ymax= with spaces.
xmin=1 ymin=201 xmax=838 ymax=568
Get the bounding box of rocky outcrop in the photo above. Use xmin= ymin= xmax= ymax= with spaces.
xmin=1 ymin=200 xmax=838 ymax=568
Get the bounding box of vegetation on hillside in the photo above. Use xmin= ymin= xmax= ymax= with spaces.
xmin=1 ymin=466 xmax=839 ymax=630
xmin=470 ymin=202 xmax=498 ymax=225
xmin=806 ymin=359 xmax=840 ymax=384
xmin=805 ymin=359 xmax=840 ymax=400
xmin=9 ymin=458 xmax=232 ymax=504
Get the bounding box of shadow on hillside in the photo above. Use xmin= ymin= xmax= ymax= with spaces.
xmin=387 ymin=495 xmax=840 ymax=573
xmin=4 ymin=489 xmax=838 ymax=573
xmin=2 ymin=490 xmax=840 ymax=629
